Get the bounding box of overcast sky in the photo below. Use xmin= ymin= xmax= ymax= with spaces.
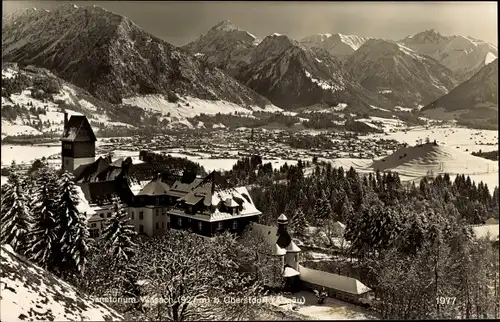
xmin=3 ymin=1 xmax=498 ymax=46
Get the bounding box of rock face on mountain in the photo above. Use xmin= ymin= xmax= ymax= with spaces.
xmin=401 ymin=29 xmax=498 ymax=81
xmin=183 ymin=23 xmax=388 ymax=111
xmin=0 ymin=244 xmax=123 ymax=321
xmin=300 ymin=33 xmax=370 ymax=60
xmin=2 ymin=5 xmax=273 ymax=109
xmin=344 ymin=39 xmax=458 ymax=109
xmin=235 ymin=34 xmax=389 ymax=110
xmin=422 ymin=59 xmax=498 ymax=130
xmin=183 ymin=20 xmax=258 ymax=77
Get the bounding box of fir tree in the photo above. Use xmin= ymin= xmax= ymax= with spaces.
xmin=26 ymin=166 xmax=59 ymax=268
xmin=0 ymin=169 xmax=31 ymax=254
xmin=289 ymin=208 xmax=309 ymax=239
xmin=101 ymin=195 xmax=137 ymax=262
xmin=55 ymin=171 xmax=89 ymax=275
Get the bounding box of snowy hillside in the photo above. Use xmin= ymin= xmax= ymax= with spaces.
xmin=0 ymin=244 xmax=123 ymax=321
xmin=2 ymin=4 xmax=274 ymax=111
xmin=329 ymin=141 xmax=499 ymax=191
xmin=422 ymin=59 xmax=498 ymax=130
xmin=344 ymin=39 xmax=458 ymax=109
xmin=401 ymin=29 xmax=498 ymax=81
xmin=1 ymin=63 xmax=137 ymax=137
xmin=300 ymin=33 xmax=371 ymax=59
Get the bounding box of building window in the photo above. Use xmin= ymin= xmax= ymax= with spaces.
xmin=156 ymin=208 xmax=159 ymax=216
xmin=162 ymin=222 xmax=164 ymax=229
xmin=232 ymin=220 xmax=237 ymax=230
xmin=217 ymin=221 xmax=223 ymax=230
xmin=156 ymin=222 xmax=159 ymax=229
xmin=139 ymin=225 xmax=144 ymax=233
xmin=198 ymin=221 xmax=202 ymax=231
xmin=131 ymin=212 xmax=135 ymax=220
xmin=139 ymin=211 xmax=144 ymax=220
xmin=89 ymin=229 xmax=100 ymax=238
xmin=178 ymin=217 xmax=183 ymax=227
xmin=106 ymin=212 xmax=111 ymax=218
xmin=91 ymin=223 xmax=97 ymax=228
xmin=99 ymin=214 xmax=104 ymax=218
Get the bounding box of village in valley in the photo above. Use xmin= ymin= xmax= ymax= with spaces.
xmin=1 ymin=1 xmax=499 ymax=321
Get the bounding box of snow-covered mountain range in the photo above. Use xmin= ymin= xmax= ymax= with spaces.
xmin=401 ymin=29 xmax=498 ymax=81
xmin=1 ymin=4 xmax=498 ymax=133
xmin=300 ymin=33 xmax=371 ymax=60
xmin=2 ymin=4 xmax=276 ymax=110
xmin=236 ymin=34 xmax=389 ymax=110
xmin=185 ymin=22 xmax=389 ymax=111
xmin=344 ymin=39 xmax=458 ymax=109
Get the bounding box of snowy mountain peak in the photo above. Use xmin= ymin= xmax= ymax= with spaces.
xmin=300 ymin=32 xmax=370 ymax=59
xmin=257 ymin=33 xmax=300 ymax=54
xmin=402 ymin=30 xmax=499 ymax=79
xmin=337 ymin=33 xmax=370 ymax=51
xmin=405 ymin=29 xmax=448 ymax=43
xmin=211 ymin=20 xmax=239 ymax=32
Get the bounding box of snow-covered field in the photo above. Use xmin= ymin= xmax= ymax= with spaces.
xmin=357 ymin=116 xmax=407 ymax=132
xmin=113 ymin=149 xmax=298 ymax=172
xmin=266 ymin=291 xmax=374 ymax=320
xmin=0 ymin=144 xmax=298 ymax=173
xmin=360 ymin=126 xmax=498 ymax=153
xmin=327 ymin=143 xmax=499 ymax=191
xmin=1 ymin=144 xmax=60 ymax=166
xmin=123 ymin=94 xmax=281 ymax=119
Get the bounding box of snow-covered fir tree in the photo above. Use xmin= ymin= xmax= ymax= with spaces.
xmin=313 ymin=191 xmax=333 ymax=224
xmin=26 ymin=166 xmax=59 ymax=268
xmin=55 ymin=171 xmax=89 ymax=275
xmin=101 ymin=195 xmax=137 ymax=262
xmin=0 ymin=168 xmax=31 ymax=254
xmin=289 ymin=207 xmax=309 ymax=239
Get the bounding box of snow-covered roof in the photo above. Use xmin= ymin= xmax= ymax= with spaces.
xmin=0 ymin=244 xmax=123 ymax=321
xmin=74 ymin=185 xmax=96 ymax=217
xmin=471 ymin=224 xmax=499 ymax=241
xmin=272 ymin=244 xmax=287 ymax=256
xmin=129 ymin=180 xmax=150 ymax=196
xmin=283 ymin=266 xmax=300 ymax=277
xmin=277 ymin=213 xmax=288 ymax=221
xmin=167 ymin=178 xmax=202 ymax=197
xmin=299 ymin=264 xmax=371 ymax=295
xmin=285 ymin=240 xmax=301 ymax=253
xmin=137 ymin=179 xmax=170 ymax=196
xmin=178 ymin=183 xmax=261 ymax=219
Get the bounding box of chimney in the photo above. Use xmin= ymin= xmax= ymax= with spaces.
xmin=64 ymin=112 xmax=68 ymax=130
